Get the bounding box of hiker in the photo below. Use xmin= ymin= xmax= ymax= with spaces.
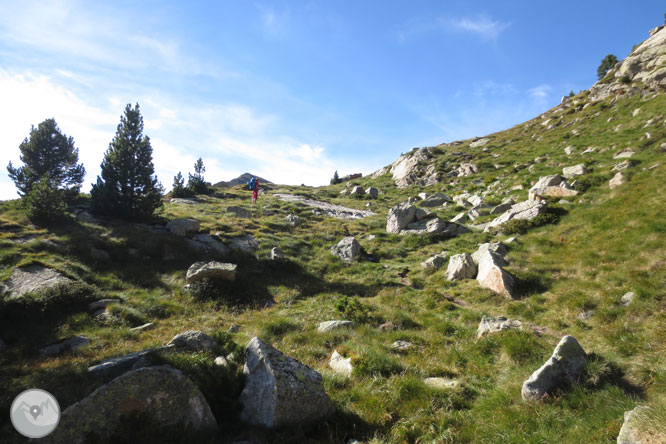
xmin=251 ymin=178 xmax=260 ymax=204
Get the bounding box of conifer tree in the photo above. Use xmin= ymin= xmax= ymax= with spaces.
xmin=186 ymin=157 xmax=210 ymax=194
xmin=7 ymin=118 xmax=85 ymax=198
xmin=91 ymin=103 xmax=163 ymax=220
xmin=597 ymin=54 xmax=618 ymax=79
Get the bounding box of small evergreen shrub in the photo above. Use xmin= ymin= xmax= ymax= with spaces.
xmin=24 ymin=177 xmax=67 ymax=225
xmin=334 ymin=295 xmax=369 ymax=321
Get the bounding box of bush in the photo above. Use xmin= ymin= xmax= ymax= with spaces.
xmin=574 ymin=174 xmax=609 ymax=192
xmin=500 ymin=218 xmax=531 ymax=235
xmin=171 ymin=172 xmax=193 ymax=198
xmin=499 ymin=207 xmax=564 ymax=235
xmin=597 ymin=54 xmax=618 ymax=79
xmin=24 ymin=177 xmax=67 ymax=225
xmin=334 ymin=295 xmax=369 ymax=322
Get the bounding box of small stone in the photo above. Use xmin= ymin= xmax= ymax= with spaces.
xmin=477 ymin=316 xmax=522 ymax=338
xmin=391 ymin=340 xmax=413 ymax=351
xmin=609 ymin=172 xmax=626 ymax=189
xmin=285 ymin=214 xmax=301 ymax=226
xmin=378 ymin=322 xmax=397 ymax=332
xmin=168 ymin=330 xmax=217 ymax=351
xmin=621 ymin=292 xmax=635 ymax=306
xmin=129 ymin=322 xmax=154 ymax=332
xmin=270 ymin=247 xmax=285 ymax=260
xmin=318 ymin=320 xmax=355 ymax=333
xmin=330 ymin=237 xmax=361 ymax=262
xmin=186 ymin=261 xmax=237 ymax=284
xmin=562 ymin=164 xmax=587 ymax=179
xmin=421 ymin=252 xmax=448 ymax=269
xmin=214 ymin=356 xmax=230 ymax=368
xmin=446 ymin=253 xmax=477 ymax=281
xmin=613 ymin=148 xmax=635 ymax=159
xmin=612 ymin=160 xmax=632 ymax=172
xmin=424 ymin=377 xmax=460 ymax=390
xmin=329 ymin=350 xmax=353 ymax=376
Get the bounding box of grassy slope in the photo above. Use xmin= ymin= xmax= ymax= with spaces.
xmin=0 ymin=87 xmax=665 ymax=443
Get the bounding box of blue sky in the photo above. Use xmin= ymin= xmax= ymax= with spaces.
xmin=0 ymin=1 xmax=663 ymax=199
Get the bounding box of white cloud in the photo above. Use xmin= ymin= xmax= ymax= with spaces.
xmin=399 ymin=14 xmax=510 ymax=43
xmin=528 ymin=84 xmax=552 ymax=104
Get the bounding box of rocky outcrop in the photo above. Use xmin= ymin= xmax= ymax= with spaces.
xmin=476 ymin=250 xmax=514 ymax=298
xmin=228 ymin=234 xmax=259 ymax=253
xmin=329 ymin=350 xmax=353 ymax=376
xmin=239 ymin=337 xmax=335 ymax=428
xmin=419 ymin=193 xmax=452 ymax=207
xmin=528 ymin=175 xmax=577 ymax=200
xmin=613 ymin=25 xmax=666 ymax=87
xmin=186 ymin=261 xmax=237 ymax=284
xmin=40 ymin=336 xmax=91 ymax=356
xmin=45 ymin=366 xmax=217 ymax=443
xmin=274 ymin=194 xmax=375 ymax=219
xmin=421 ymin=251 xmax=448 ymax=269
xmin=167 ymin=330 xmax=217 ymax=351
xmin=446 ymin=253 xmax=477 ymax=281
xmin=87 ymin=347 xmax=173 ymax=380
xmin=485 ymin=200 xmax=548 ymax=232
xmin=330 ymin=237 xmax=361 ymax=262
xmin=477 ymin=316 xmax=522 ymax=338
xmin=389 ymin=147 xmax=439 ymax=187
xmin=386 ymin=202 xmax=417 ymax=233
xmin=1 ymin=265 xmax=71 ymax=299
xmin=166 ymin=218 xmax=200 ymax=236
xmin=318 ymin=320 xmax=356 ymax=333
xmin=521 ymin=336 xmax=587 ymax=401
xmin=617 ymin=406 xmax=657 ymax=444
xmin=187 ymin=233 xmax=232 ymax=256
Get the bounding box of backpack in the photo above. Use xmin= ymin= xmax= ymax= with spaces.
xmin=247 ymin=177 xmax=257 ymax=190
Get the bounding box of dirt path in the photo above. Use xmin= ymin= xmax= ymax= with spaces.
xmin=273 ymin=194 xmax=376 ymax=219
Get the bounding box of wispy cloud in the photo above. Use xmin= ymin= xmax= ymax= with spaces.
xmin=257 ymin=4 xmax=290 ymax=37
xmin=398 ymin=14 xmax=511 ymax=43
xmin=528 ymin=84 xmax=552 ymax=104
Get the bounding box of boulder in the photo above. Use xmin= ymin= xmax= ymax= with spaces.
xmin=227 ymin=206 xmax=251 ymax=218
xmin=613 ymin=148 xmax=635 ymax=159
xmin=318 ymin=320 xmax=356 ymax=333
xmin=166 ymin=218 xmax=200 ymax=236
xmin=477 ymin=316 xmax=522 ymax=338
xmin=330 ymin=237 xmax=361 ymax=262
xmin=485 ymin=200 xmax=548 ymax=232
xmin=467 ymin=195 xmax=484 ymax=207
xmin=45 ymin=366 xmax=217 ymax=443
xmin=562 ymin=164 xmax=587 ymax=179
xmin=228 ymin=234 xmax=259 ymax=253
xmin=365 ymin=187 xmax=379 ymax=199
xmin=186 ymin=261 xmax=237 ymax=284
xmin=329 ymin=350 xmax=353 ymax=376
xmin=528 ymin=175 xmax=577 ymax=200
xmin=521 ymin=335 xmax=587 ymax=401
xmin=490 ymin=201 xmax=514 ymax=215
xmin=414 ymin=207 xmax=435 ymax=220
xmin=285 ymin=213 xmax=301 ymax=226
xmin=87 ymin=346 xmax=173 ymax=380
xmin=613 ymin=161 xmax=632 ymax=172
xmin=446 ymin=253 xmax=477 ymax=281
xmin=469 ymin=138 xmax=490 ymax=148
xmin=270 ymin=247 xmax=285 ymax=260
xmin=187 ymin=234 xmax=231 ymax=257
xmin=350 ymin=186 xmax=365 ymax=196
xmin=609 ymin=172 xmax=626 ymax=189
xmin=389 ymin=148 xmax=439 ymax=187
xmin=471 ymin=242 xmax=508 ymax=266
xmin=391 ymin=340 xmax=413 ymax=352
xmin=386 ymin=202 xmax=417 ymax=233
xmin=419 ymin=193 xmax=452 ymax=207
xmin=617 ymin=406 xmax=655 ymax=444
xmin=424 ymin=378 xmax=460 ymax=390
xmin=239 ymin=337 xmax=334 ymax=428
xmin=421 ymin=252 xmax=448 ymax=269
xmin=451 ymin=212 xmax=469 ymax=223
xmin=40 ymin=335 xmax=91 ymax=356
xmin=476 ymin=250 xmax=515 ymax=298
xmin=214 ymin=355 xmax=230 ymax=368
xmin=2 ymin=265 xmax=70 ymax=299
xmin=168 ymin=330 xmax=217 ymax=351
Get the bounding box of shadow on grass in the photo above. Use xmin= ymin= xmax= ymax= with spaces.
xmin=581 ymin=353 xmax=646 ymax=398
xmin=511 ymin=270 xmax=551 ymax=300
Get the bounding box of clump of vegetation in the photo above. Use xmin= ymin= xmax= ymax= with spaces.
xmin=500 ymin=206 xmax=563 ymax=234
xmin=24 ymin=177 xmax=67 ymax=225
xmin=597 ymin=54 xmax=618 ymax=79
xmin=334 ymin=295 xmax=369 ymax=321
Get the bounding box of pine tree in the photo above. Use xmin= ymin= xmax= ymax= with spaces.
xmin=171 ymin=171 xmax=192 ymax=198
xmin=25 ymin=176 xmax=67 ymax=225
xmin=597 ymin=54 xmax=619 ymax=80
xmin=330 ymin=170 xmax=340 ymax=185
xmin=7 ymin=118 xmax=85 ymax=199
xmin=91 ymin=103 xmax=163 ymax=220
xmin=186 ymin=157 xmax=210 ymax=194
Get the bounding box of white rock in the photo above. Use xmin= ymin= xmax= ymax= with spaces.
xmin=562 ymin=164 xmax=587 ymax=179
xmin=186 ymin=262 xmax=237 ymax=284
xmin=421 ymin=252 xmax=448 ymax=269
xmin=391 ymin=340 xmax=413 ymax=351
xmin=424 ymin=377 xmax=460 ymax=390
xmin=270 ymin=247 xmax=285 ymax=260
xmin=318 ymin=320 xmax=356 ymax=333
xmin=330 ymin=237 xmax=361 ymax=262
xmin=621 ymin=291 xmax=635 ymax=306
xmin=485 ymin=200 xmax=548 ymax=231
xmin=614 ymin=148 xmax=635 ymax=159
xmin=329 ymin=350 xmax=353 ymax=376
xmin=446 ymin=253 xmax=477 ymax=281
xmin=477 ymin=316 xmax=522 ymax=338
xmin=386 ymin=202 xmax=417 ymax=233
xmin=365 ymin=187 xmax=379 ymax=199
xmin=476 ymin=250 xmax=514 ymax=298
xmin=617 ymin=406 xmax=652 ymax=444
xmin=564 ymin=146 xmax=575 ymax=155
xmin=609 ymin=172 xmax=626 ymax=189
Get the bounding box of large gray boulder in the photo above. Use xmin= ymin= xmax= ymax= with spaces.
xmin=186 ymin=261 xmax=237 ymax=284
xmin=476 ymin=250 xmax=514 ymax=298
xmin=168 ymin=330 xmax=217 ymax=351
xmin=365 ymin=187 xmax=379 ymax=199
xmin=471 ymin=242 xmax=508 ymax=266
xmin=485 ymin=200 xmax=548 ymax=232
xmin=521 ymin=335 xmax=587 ymax=401
xmin=166 ymin=218 xmax=200 ymax=236
xmin=187 ymin=234 xmax=231 ymax=256
xmin=446 ymin=253 xmax=477 ymax=281
xmin=386 ymin=202 xmax=417 ymax=233
xmin=228 ymin=234 xmax=259 ymax=253
xmin=330 ymin=237 xmax=361 ymax=262
xmin=1 ymin=265 xmax=71 ymax=299
xmin=239 ymin=337 xmax=335 ymax=428
xmin=45 ymin=366 xmax=217 ymax=444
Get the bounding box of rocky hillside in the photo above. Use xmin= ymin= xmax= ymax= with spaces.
xmin=213 ymin=173 xmax=273 ymax=188
xmin=1 ymin=25 xmax=665 ymax=444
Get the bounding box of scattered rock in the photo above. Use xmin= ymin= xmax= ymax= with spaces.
xmin=456 ymin=163 xmax=478 ymax=177
xmin=365 ymin=187 xmax=379 ymax=199
xmin=421 ymin=251 xmax=448 ymax=269
xmin=614 ymin=148 xmax=636 ymax=159
xmin=386 ymin=202 xmax=417 ymax=233
xmin=40 ymin=335 xmax=91 ymax=356
xmin=470 ymin=138 xmax=490 ymax=148
xmin=424 ymin=377 xmax=460 ymax=390
xmin=485 ymin=200 xmax=548 ymax=232
xmin=1 ymin=265 xmax=70 ymax=299
xmin=471 ymin=242 xmax=508 ymax=266
xmin=285 ymin=213 xmax=301 ymax=226
xmin=419 ymin=193 xmax=452 ymax=207
xmin=46 ymin=366 xmax=217 ymax=443
xmin=228 ymin=234 xmax=259 ymax=253
xmin=274 ymin=194 xmax=375 ymax=219
xmin=239 ymin=337 xmax=334 ymax=428
xmin=170 ymin=198 xmax=200 ymax=205
xmin=467 ymin=195 xmax=484 ymax=207
xmin=391 ymin=340 xmax=413 ymax=352
xmin=166 ymin=218 xmax=200 ymax=236
xmin=477 ymin=316 xmax=522 ymax=338
xmin=378 ymin=322 xmax=397 ymax=332
xmin=330 ymin=237 xmax=362 ymax=262
xmin=227 ymin=206 xmax=251 ymax=218
xmin=609 ymin=172 xmax=626 ymax=189
xmin=490 ymin=200 xmax=514 ymax=215
xmin=389 ymin=147 xmax=439 ymax=187
xmin=446 ymin=253 xmax=477 ymax=281
xmin=270 ymin=247 xmax=285 ymax=260
xmin=87 ymin=346 xmax=173 ymax=380
xmin=476 ymin=250 xmax=514 ymax=298
xmin=577 ymin=311 xmax=594 ymax=321
xmin=350 ymin=186 xmax=365 ymax=196
xmin=214 ymin=356 xmax=230 ymax=368
xmin=329 ymin=350 xmax=353 ymax=376
xmin=451 ymin=212 xmax=469 ymax=223
xmin=581 ymin=146 xmax=596 ymax=154
xmin=528 ymin=174 xmax=577 ymax=200
xmin=521 ymin=335 xmax=587 ymax=401
xmin=186 ymin=261 xmax=237 ymax=284
xmin=88 ymin=298 xmax=123 ymax=313
xmin=617 ymin=406 xmax=656 ymax=444
xmin=621 ymin=292 xmax=635 ymax=306
xmin=564 ymin=146 xmax=575 ymax=155
xmin=562 ymin=164 xmax=587 ymax=179
xmin=318 ymin=320 xmax=356 ymax=333
xmin=187 ymin=234 xmax=231 ymax=257
xmin=613 ymin=160 xmax=632 ymax=172
xmin=129 ymin=322 xmax=154 ymax=332
xmin=168 ymin=330 xmax=217 ymax=351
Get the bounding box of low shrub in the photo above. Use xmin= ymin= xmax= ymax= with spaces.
xmin=334 ymin=295 xmax=370 ymax=322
